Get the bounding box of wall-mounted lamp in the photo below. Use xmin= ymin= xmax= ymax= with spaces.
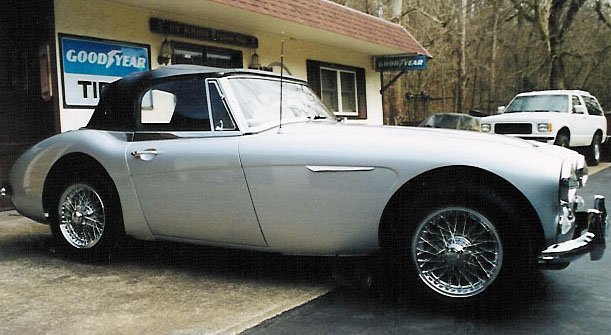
xmin=157 ymin=38 xmax=173 ymax=65
xmin=248 ymin=51 xmax=261 ymax=70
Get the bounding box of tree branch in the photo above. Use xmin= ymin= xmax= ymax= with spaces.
xmin=595 ymin=0 xmax=611 ymax=29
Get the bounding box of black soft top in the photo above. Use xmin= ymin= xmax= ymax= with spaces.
xmin=86 ymin=65 xmax=302 ymax=131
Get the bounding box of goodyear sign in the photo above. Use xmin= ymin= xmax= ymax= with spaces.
xmin=374 ymin=54 xmax=427 ymax=72
xmin=60 ymin=35 xmax=150 ymax=108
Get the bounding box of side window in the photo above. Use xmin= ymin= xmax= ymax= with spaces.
xmin=318 ymin=68 xmax=357 ymax=116
xmin=582 ymin=96 xmax=604 ymax=116
xmin=207 ymin=80 xmax=237 ymax=131
xmin=140 ymin=78 xmax=211 ymax=131
xmin=571 ymin=95 xmax=583 ymax=113
xmin=306 ymin=60 xmax=367 ymax=119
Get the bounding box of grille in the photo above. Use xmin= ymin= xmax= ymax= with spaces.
xmin=494 ymin=123 xmax=532 ymax=135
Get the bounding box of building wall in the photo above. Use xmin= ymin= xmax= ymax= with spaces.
xmin=54 ymin=0 xmax=383 ymax=131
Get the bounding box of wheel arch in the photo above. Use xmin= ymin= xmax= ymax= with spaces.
xmin=557 ymin=127 xmax=570 ymax=139
xmin=42 ymin=153 xmax=120 ymax=218
xmin=378 ymin=165 xmax=545 ymax=253
xmin=593 ymin=129 xmax=604 ymax=144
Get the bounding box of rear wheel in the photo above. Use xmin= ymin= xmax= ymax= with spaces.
xmin=50 ymin=176 xmax=121 ymax=258
xmin=586 ymin=133 xmax=602 ymax=166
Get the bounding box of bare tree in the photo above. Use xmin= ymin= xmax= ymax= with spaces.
xmin=512 ymin=0 xmax=586 ymax=89
xmin=594 ymin=0 xmax=611 ymax=28
xmin=389 ymin=0 xmax=403 ymax=22
xmin=455 ymin=0 xmax=468 ymax=112
xmin=489 ymin=0 xmax=500 ymax=111
xmin=332 ymin=0 xmax=611 ymax=117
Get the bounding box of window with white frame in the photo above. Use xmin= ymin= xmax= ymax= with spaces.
xmin=307 ymin=60 xmax=367 ymax=119
xmin=320 ymin=68 xmax=358 ymax=116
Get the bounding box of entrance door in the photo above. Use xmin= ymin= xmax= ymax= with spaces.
xmin=0 ymin=1 xmax=57 ymax=210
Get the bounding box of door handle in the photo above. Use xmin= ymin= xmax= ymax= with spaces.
xmin=131 ymin=149 xmax=158 ymax=161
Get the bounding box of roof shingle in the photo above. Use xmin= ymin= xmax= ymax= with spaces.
xmin=209 ymin=0 xmax=431 ymax=57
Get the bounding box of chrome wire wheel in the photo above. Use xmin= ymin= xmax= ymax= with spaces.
xmin=58 ymin=183 xmax=106 ymax=249
xmin=412 ymin=207 xmax=503 ymax=298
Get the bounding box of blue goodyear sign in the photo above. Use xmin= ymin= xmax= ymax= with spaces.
xmin=60 ymin=35 xmax=150 ymax=108
xmin=374 ymin=54 xmax=427 ymax=72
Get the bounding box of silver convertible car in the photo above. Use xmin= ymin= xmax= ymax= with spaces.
xmin=1 ymin=65 xmax=607 ymax=302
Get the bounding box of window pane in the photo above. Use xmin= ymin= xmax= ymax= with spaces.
xmin=172 ymin=42 xmax=243 ymax=68
xmin=208 ymin=82 xmax=236 ymax=131
xmin=141 ymin=89 xmax=176 ymax=123
xmin=140 ymin=79 xmax=211 ymax=131
xmin=340 ymin=72 xmax=356 ymax=113
xmin=320 ymin=69 xmax=338 ymax=112
xmin=583 ymin=96 xmax=603 ymax=116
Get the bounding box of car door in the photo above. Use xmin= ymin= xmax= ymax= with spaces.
xmin=569 ymin=94 xmax=592 ymax=145
xmin=126 ymin=77 xmax=266 ymax=247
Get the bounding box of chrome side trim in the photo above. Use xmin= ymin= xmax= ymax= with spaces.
xmin=306 ymin=166 xmax=375 ymax=173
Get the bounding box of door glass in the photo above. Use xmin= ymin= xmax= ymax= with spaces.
xmin=140 ymin=78 xmax=211 ymax=131
xmin=207 ymin=81 xmax=237 ymax=131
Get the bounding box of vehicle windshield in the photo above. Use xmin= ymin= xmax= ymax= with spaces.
xmin=504 ymin=95 xmax=568 ymax=113
xmin=227 ymin=77 xmax=336 ymax=130
xmin=423 ymin=114 xmax=462 ymax=128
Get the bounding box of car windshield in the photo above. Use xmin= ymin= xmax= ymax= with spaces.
xmin=227 ymin=77 xmax=336 ymax=130
xmin=505 ymin=95 xmax=568 ymax=113
xmin=426 ymin=114 xmax=461 ymax=128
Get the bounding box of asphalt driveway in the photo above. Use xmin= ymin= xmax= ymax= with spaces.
xmin=242 ymin=163 xmax=611 ymax=335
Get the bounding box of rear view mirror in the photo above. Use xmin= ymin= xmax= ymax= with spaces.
xmin=497 ymin=106 xmax=505 ymax=114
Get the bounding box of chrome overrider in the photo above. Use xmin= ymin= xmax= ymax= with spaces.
xmin=539 ymin=195 xmax=607 ymax=266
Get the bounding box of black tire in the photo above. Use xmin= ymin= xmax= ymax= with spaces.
xmin=586 ymin=133 xmax=602 ymax=166
xmin=554 ymin=132 xmax=570 ymax=148
xmin=386 ymin=182 xmax=533 ymax=304
xmin=49 ymin=175 xmax=122 ymax=259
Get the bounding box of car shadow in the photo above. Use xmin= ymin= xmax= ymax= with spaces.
xmin=108 ymin=237 xmax=335 ymax=285
xmin=0 ymin=219 xmax=579 ymax=323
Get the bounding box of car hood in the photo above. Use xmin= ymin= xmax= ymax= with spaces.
xmin=261 ymin=122 xmax=580 ymax=165
xmin=272 ymin=121 xmax=534 ymax=148
xmin=481 ymin=112 xmax=552 ymax=123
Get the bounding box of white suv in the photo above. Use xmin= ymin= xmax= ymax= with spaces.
xmin=481 ymin=90 xmax=607 ymax=165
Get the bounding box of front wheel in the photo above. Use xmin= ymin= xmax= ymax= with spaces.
xmin=554 ymin=132 xmax=570 ymax=148
xmin=387 ymin=183 xmax=532 ymax=303
xmin=50 ymin=177 xmax=121 ymax=257
xmin=411 ymin=207 xmax=503 ymax=298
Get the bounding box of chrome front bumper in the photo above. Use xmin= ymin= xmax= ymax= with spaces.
xmin=539 ymin=195 xmax=607 ymax=266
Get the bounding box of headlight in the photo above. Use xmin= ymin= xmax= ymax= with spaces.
xmin=481 ymin=123 xmax=491 ymax=132
xmin=538 ymin=123 xmax=552 ymax=133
